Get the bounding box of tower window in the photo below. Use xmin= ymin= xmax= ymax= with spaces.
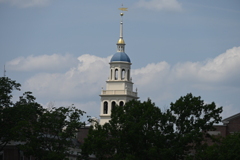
xmin=111 ymin=69 xmax=113 ymax=80
xmin=115 ymin=69 xmax=118 ymax=80
xmin=127 ymin=70 xmax=130 ymax=81
xmin=103 ymin=101 xmax=108 ymax=114
xmin=118 ymin=45 xmax=124 ymax=52
xmin=111 ymin=101 xmax=116 ymax=112
xmin=121 ymin=69 xmax=125 ymax=80
xmin=119 ymin=101 xmax=124 ymax=107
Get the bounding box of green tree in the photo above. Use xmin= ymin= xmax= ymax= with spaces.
xmin=18 ymin=106 xmax=85 ymax=160
xmin=81 ymin=99 xmax=175 ymax=160
xmin=0 ymin=77 xmax=21 ymax=108
xmin=0 ymin=77 xmax=21 ymax=151
xmin=81 ymin=93 xmax=222 ymax=160
xmin=169 ymin=93 xmax=223 ymax=159
xmin=0 ymin=77 xmax=86 ymax=159
xmin=196 ymin=133 xmax=240 ymax=160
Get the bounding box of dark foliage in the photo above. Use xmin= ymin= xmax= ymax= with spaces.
xmin=196 ymin=133 xmax=240 ymax=160
xmin=0 ymin=77 xmax=86 ymax=160
xmin=81 ymin=93 xmax=223 ymax=160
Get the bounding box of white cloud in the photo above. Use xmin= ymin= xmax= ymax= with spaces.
xmin=132 ymin=61 xmax=170 ymax=89
xmin=23 ymin=54 xmax=111 ymax=102
xmin=135 ymin=0 xmax=183 ymax=12
xmin=171 ymin=46 xmax=240 ymax=84
xmin=0 ymin=0 xmax=52 ymax=8
xmin=12 ymin=46 xmax=240 ymax=119
xmin=6 ymin=53 xmax=78 ymax=72
xmin=133 ymin=46 xmax=240 ymax=88
xmin=132 ymin=47 xmax=240 ymax=118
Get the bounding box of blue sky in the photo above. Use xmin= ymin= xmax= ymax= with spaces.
xmin=0 ymin=0 xmax=240 ymax=120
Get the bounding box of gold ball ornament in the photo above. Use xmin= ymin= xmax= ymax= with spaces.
xmin=120 ymin=13 xmax=124 ymax=16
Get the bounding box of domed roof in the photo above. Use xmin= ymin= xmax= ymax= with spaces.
xmin=110 ymin=52 xmax=131 ymax=63
xmin=117 ymin=38 xmax=125 ymax=44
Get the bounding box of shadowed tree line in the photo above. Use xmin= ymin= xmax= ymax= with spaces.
xmin=0 ymin=77 xmax=85 ymax=160
xmin=81 ymin=93 xmax=239 ymax=160
xmin=1 ymin=77 xmax=240 ymax=160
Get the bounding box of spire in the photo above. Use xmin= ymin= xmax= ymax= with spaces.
xmin=3 ymin=65 xmax=6 ymax=77
xmin=117 ymin=10 xmax=126 ymax=52
xmin=119 ymin=13 xmax=124 ymax=39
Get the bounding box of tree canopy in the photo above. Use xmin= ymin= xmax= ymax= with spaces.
xmin=0 ymin=77 xmax=86 ymax=159
xmin=81 ymin=93 xmax=223 ymax=160
xmin=17 ymin=105 xmax=85 ymax=160
xmin=0 ymin=77 xmax=21 ymax=151
xmin=169 ymin=93 xmax=222 ymax=158
xmin=196 ymin=133 xmax=240 ymax=160
xmin=1 ymin=77 xmax=228 ymax=159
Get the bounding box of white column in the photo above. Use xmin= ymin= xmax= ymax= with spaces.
xmin=118 ymin=68 xmax=121 ymax=80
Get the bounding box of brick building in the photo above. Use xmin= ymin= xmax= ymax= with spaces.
xmin=209 ymin=113 xmax=240 ymax=137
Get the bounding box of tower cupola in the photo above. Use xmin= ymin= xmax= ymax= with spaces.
xmin=99 ymin=9 xmax=138 ymax=125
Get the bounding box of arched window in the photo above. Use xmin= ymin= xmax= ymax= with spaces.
xmin=111 ymin=69 xmax=113 ymax=80
xmin=121 ymin=69 xmax=125 ymax=80
xmin=103 ymin=101 xmax=108 ymax=114
xmin=111 ymin=101 xmax=116 ymax=112
xmin=127 ymin=70 xmax=130 ymax=81
xmin=119 ymin=101 xmax=124 ymax=107
xmin=115 ymin=69 xmax=118 ymax=80
xmin=118 ymin=46 xmax=124 ymax=52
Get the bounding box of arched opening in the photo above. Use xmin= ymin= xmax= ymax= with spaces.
xmin=127 ymin=70 xmax=130 ymax=81
xmin=103 ymin=101 xmax=108 ymax=114
xmin=115 ymin=69 xmax=118 ymax=80
xmin=121 ymin=69 xmax=125 ymax=80
xmin=111 ymin=69 xmax=113 ymax=80
xmin=119 ymin=101 xmax=124 ymax=107
xmin=118 ymin=45 xmax=124 ymax=52
xmin=111 ymin=101 xmax=116 ymax=112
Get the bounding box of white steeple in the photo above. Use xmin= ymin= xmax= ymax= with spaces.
xmin=99 ymin=12 xmax=138 ymax=125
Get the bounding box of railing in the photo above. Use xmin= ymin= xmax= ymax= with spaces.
xmin=101 ymin=90 xmax=138 ymax=97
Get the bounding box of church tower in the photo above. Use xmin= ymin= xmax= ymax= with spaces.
xmin=99 ymin=12 xmax=138 ymax=125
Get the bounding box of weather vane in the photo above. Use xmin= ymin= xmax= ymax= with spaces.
xmin=118 ymin=4 xmax=128 ymax=16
